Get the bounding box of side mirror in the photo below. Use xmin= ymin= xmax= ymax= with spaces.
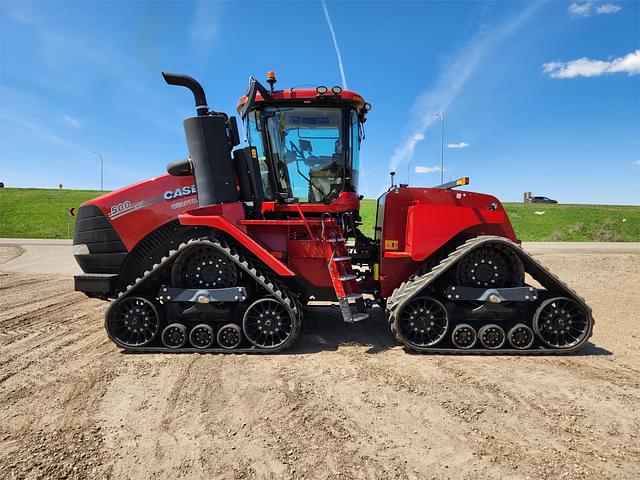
xmin=299 ymin=139 xmax=313 ymax=153
xmin=240 ymin=77 xmax=272 ymax=119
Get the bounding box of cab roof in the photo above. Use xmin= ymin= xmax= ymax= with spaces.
xmin=236 ymin=88 xmax=368 ymax=115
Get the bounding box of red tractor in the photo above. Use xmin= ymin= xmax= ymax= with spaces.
xmin=73 ymin=72 xmax=593 ymax=353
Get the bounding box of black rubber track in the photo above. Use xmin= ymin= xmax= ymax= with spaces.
xmin=104 ymin=237 xmax=302 ymax=353
xmin=387 ymin=235 xmax=594 ymax=355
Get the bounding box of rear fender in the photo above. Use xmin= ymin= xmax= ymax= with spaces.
xmin=178 ymin=203 xmax=295 ymax=277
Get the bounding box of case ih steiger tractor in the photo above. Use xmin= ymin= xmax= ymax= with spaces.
xmin=73 ymin=72 xmax=593 ymax=353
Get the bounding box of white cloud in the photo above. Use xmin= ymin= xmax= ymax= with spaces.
xmin=388 ymin=4 xmax=540 ymax=173
xmin=568 ymin=2 xmax=594 ymax=17
xmin=5 ymin=4 xmax=35 ymax=24
xmin=543 ymin=50 xmax=640 ymax=78
xmin=568 ymin=2 xmax=622 ymax=17
xmin=321 ymin=1 xmax=348 ymax=89
xmin=415 ymin=166 xmax=442 ymax=174
xmin=190 ymin=1 xmax=221 ymax=59
xmin=633 ymin=160 xmax=640 ymax=166
xmin=1 ymin=111 xmax=90 ymax=155
xmin=447 ymin=142 xmax=470 ymax=149
xmin=596 ymin=4 xmax=622 ymax=14
xmin=62 ymin=114 xmax=81 ymax=128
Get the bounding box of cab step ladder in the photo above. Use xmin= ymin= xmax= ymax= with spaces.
xmin=323 ymin=229 xmax=368 ymax=324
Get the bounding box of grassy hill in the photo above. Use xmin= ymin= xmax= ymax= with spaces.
xmin=502 ymin=203 xmax=639 ymax=242
xmin=0 ymin=188 xmax=104 ymax=239
xmin=0 ymin=187 xmax=638 ymax=241
xmin=358 ymin=199 xmax=639 ymax=242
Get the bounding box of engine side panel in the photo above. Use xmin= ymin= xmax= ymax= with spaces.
xmin=78 ymin=173 xmax=198 ymax=252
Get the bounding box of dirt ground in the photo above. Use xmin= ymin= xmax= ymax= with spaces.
xmin=1 ymin=248 xmax=639 ymax=480
xmin=0 ymin=245 xmax=23 ymax=265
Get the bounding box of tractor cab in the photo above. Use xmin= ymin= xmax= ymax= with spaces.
xmin=237 ymin=72 xmax=371 ymax=207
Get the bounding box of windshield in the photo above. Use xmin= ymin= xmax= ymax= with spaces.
xmin=264 ymin=107 xmax=346 ymax=202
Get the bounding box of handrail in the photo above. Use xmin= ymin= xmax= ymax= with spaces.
xmin=294 ymin=204 xmax=314 ymax=239
xmin=321 ymin=212 xmax=332 ymax=240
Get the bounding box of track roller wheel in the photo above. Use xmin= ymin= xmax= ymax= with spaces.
xmin=456 ymin=244 xmax=523 ymax=288
xmin=451 ymin=324 xmax=477 ymax=349
xmin=395 ymin=296 xmax=448 ymax=348
xmin=507 ymin=323 xmax=535 ymax=350
xmin=243 ymin=297 xmax=298 ymax=350
xmin=106 ymin=296 xmax=161 ymax=348
xmin=533 ymin=297 xmax=591 ymax=349
xmin=478 ymin=324 xmax=505 ymax=349
xmin=189 ymin=324 xmax=215 ymax=349
xmin=171 ymin=245 xmax=237 ymax=289
xmin=217 ymin=323 xmax=242 ymax=349
xmin=162 ymin=323 xmax=188 ymax=349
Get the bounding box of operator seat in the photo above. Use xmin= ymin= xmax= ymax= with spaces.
xmin=308 ymin=139 xmax=342 ymax=202
xmin=308 ymin=159 xmax=340 ymax=202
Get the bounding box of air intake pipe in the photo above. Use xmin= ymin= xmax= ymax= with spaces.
xmin=162 ymin=72 xmax=240 ymax=206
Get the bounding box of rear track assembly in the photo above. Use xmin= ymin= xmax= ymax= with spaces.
xmin=387 ymin=236 xmax=594 ymax=354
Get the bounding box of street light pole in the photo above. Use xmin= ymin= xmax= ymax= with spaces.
xmin=435 ymin=111 xmax=444 ymax=184
xmin=93 ymin=151 xmax=104 ymax=191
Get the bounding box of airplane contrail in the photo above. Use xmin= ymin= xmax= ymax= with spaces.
xmin=321 ymin=1 xmax=348 ymax=89
xmin=388 ymin=3 xmax=541 ymax=175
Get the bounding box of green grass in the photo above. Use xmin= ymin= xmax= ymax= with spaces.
xmin=0 ymin=188 xmax=104 ymax=239
xmin=503 ymin=203 xmax=639 ymax=242
xmin=0 ymin=188 xmax=638 ymax=241
xmin=358 ymin=199 xmax=639 ymax=242
xmin=359 ymin=199 xmax=378 ymax=239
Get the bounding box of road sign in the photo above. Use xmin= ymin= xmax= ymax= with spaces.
xmin=66 ymin=207 xmax=76 ymax=239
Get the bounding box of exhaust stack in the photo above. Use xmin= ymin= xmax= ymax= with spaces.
xmin=162 ymin=72 xmax=209 ymax=116
xmin=163 ymin=72 xmax=240 ymax=206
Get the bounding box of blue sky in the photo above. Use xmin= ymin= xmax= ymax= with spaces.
xmin=1 ymin=0 xmax=638 ymax=204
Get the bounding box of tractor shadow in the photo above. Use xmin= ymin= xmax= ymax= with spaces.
xmin=292 ymin=304 xmax=396 ymax=355
xmin=570 ymin=344 xmax=612 ymax=356
xmin=293 ymin=305 xmax=612 ymax=357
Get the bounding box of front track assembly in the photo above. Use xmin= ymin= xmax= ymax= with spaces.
xmin=105 ymin=237 xmax=302 ymax=353
xmin=387 ymin=236 xmax=594 ymax=354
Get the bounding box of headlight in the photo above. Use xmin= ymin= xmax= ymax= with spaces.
xmin=316 ymin=86 xmax=328 ymax=95
xmin=72 ymin=244 xmax=90 ymax=255
xmin=331 ymin=85 xmax=342 ymax=94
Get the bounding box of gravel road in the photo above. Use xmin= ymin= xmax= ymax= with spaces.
xmin=0 ymin=244 xmax=638 ymax=479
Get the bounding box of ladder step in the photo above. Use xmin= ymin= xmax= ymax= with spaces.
xmin=327 ymin=238 xmax=345 ymax=243
xmin=346 ymin=293 xmax=363 ymax=301
xmin=334 ymin=256 xmax=351 ymax=262
xmin=340 ymin=274 xmax=357 ymax=281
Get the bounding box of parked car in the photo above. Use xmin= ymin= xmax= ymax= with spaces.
xmin=530 ymin=196 xmax=558 ymax=204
